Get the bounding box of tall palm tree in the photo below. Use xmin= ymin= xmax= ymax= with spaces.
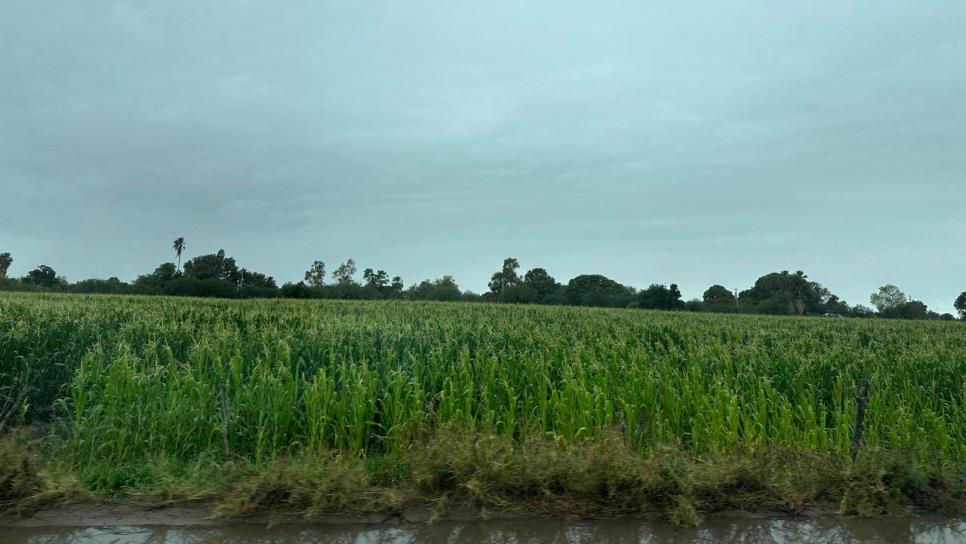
xmin=173 ymin=237 xmax=186 ymax=271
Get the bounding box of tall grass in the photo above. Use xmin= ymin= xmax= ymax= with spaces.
xmin=1 ymin=292 xmax=964 ymax=468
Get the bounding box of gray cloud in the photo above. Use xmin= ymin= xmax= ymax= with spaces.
xmin=1 ymin=0 xmax=964 ymax=310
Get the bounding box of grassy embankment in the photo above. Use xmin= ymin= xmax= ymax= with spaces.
xmin=1 ymin=292 xmax=964 ymax=524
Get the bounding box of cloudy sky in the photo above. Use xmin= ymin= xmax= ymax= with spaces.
xmin=2 ymin=1 xmax=964 ymax=310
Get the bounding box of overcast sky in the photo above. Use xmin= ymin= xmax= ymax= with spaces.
xmin=1 ymin=1 xmax=964 ymax=311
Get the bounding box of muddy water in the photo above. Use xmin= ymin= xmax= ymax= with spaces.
xmin=1 ymin=517 xmax=964 ymax=544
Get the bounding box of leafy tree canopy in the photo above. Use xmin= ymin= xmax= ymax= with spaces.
xmin=523 ymin=267 xmax=559 ymax=301
xmin=183 ymin=250 xmax=240 ymax=283
xmin=0 ymin=252 xmax=12 ymax=279
xmin=24 ymin=265 xmax=61 ymax=288
xmin=489 ymin=257 xmax=521 ymax=295
xmin=954 ymin=291 xmax=966 ymax=320
xmin=702 ymin=284 xmax=736 ymax=312
xmin=304 ymin=261 xmax=326 ymax=287
xmin=870 ymin=284 xmax=908 ymax=313
xmin=739 ymin=271 xmax=820 ymax=315
xmin=566 ymin=274 xmax=635 ymax=308
xmin=639 ymin=283 xmax=684 ymax=310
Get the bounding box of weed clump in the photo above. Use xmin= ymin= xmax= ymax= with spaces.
xmin=838 ymin=448 xmax=966 ymax=516
xmin=212 ymin=454 xmax=400 ymax=519
xmin=412 ymin=429 xmax=649 ymax=516
xmin=0 ymin=436 xmax=41 ymax=508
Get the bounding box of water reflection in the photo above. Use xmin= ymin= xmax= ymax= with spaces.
xmin=2 ymin=517 xmax=965 ymax=544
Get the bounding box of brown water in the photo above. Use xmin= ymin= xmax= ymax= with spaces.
xmin=1 ymin=517 xmax=964 ymax=544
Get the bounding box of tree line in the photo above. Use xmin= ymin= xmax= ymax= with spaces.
xmin=0 ymin=245 xmax=963 ymax=321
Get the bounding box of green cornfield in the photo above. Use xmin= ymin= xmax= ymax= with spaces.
xmin=2 ymin=291 xmax=965 ymax=468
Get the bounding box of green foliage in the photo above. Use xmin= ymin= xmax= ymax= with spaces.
xmin=870 ymin=284 xmax=908 ymax=313
xmin=702 ymin=285 xmax=736 ymax=312
xmin=739 ymin=271 xmax=817 ymax=315
xmin=0 ymin=252 xmax=12 ymax=280
xmin=67 ymin=277 xmax=129 ymax=294
xmin=238 ymin=269 xmax=277 ymax=289
xmin=304 ymin=261 xmax=326 ymax=287
xmin=523 ymin=267 xmax=559 ymax=302
xmin=1 ymin=292 xmax=965 ymax=521
xmin=134 ymin=262 xmax=180 ymax=292
xmin=407 ymin=276 xmax=462 ymax=301
xmin=566 ymin=274 xmax=635 ymax=307
xmin=488 ymin=257 xmax=521 ymax=295
xmin=882 ymin=300 xmax=930 ymax=320
xmin=332 ymin=259 xmax=357 ymax=287
xmin=639 ymin=284 xmax=684 ymax=310
xmin=955 ymin=292 xmax=966 ymax=320
xmin=24 ymin=265 xmax=62 ymax=288
xmin=3 ymin=292 xmax=964 ymax=467
xmin=172 ymin=237 xmax=185 ymax=270
xmin=183 ymin=250 xmax=240 ymax=283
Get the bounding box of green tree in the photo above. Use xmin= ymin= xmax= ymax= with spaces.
xmin=702 ymin=284 xmax=736 ymax=312
xmin=132 ymin=263 xmax=181 ymax=293
xmin=953 ymin=291 xmax=966 ymax=320
xmin=280 ymin=282 xmax=312 ymax=299
xmin=639 ymin=283 xmax=685 ymax=310
xmin=882 ymin=300 xmax=929 ymax=320
xmin=332 ymin=258 xmax=357 ymax=286
xmin=408 ymin=275 xmax=462 ymax=301
xmin=501 ymin=284 xmax=539 ymax=303
xmin=183 ymin=250 xmax=240 ymax=283
xmin=0 ymin=252 xmax=12 ymax=279
xmin=238 ymin=269 xmax=277 ymax=289
xmin=739 ymin=271 xmax=819 ymax=315
xmin=363 ymin=268 xmax=390 ymax=290
xmin=488 ymin=257 xmax=520 ymax=295
xmin=566 ymin=274 xmax=635 ymax=308
xmin=523 ymin=267 xmax=558 ymax=301
xmin=172 ymin=237 xmax=186 ymax=270
xmin=24 ymin=265 xmax=60 ymax=288
xmin=304 ymin=261 xmax=326 ymax=287
xmin=870 ymin=284 xmax=908 ymax=313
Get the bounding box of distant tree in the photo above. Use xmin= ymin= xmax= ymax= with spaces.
xmin=500 ymin=284 xmax=539 ymax=304
xmin=391 ymin=276 xmax=404 ymax=293
xmin=755 ymin=292 xmax=798 ymax=315
xmin=882 ymin=300 xmax=929 ymax=320
xmin=172 ymin=237 xmax=186 ymax=271
xmin=24 ymin=265 xmax=59 ymax=288
xmin=955 ymin=291 xmax=966 ymax=320
xmin=488 ymin=257 xmax=521 ymax=295
xmin=848 ymin=304 xmax=876 ymax=318
xmin=739 ymin=271 xmax=819 ymax=315
xmin=280 ymin=282 xmax=312 ymax=299
xmin=523 ymin=267 xmax=558 ymax=301
xmin=332 ymin=258 xmax=357 ymax=286
xmin=639 ymin=283 xmax=684 ymax=310
xmin=870 ymin=285 xmax=908 ymax=313
xmin=566 ymin=274 xmax=635 ymax=308
xmin=363 ymin=268 xmax=390 ymax=290
xmin=408 ymin=275 xmax=462 ymax=301
xmin=702 ymin=284 xmax=736 ymax=312
xmin=183 ymin=250 xmax=240 ymax=283
xmin=0 ymin=252 xmax=11 ymax=279
xmin=238 ymin=269 xmax=277 ymax=289
xmin=70 ymin=277 xmax=129 ymax=294
xmin=132 ymin=262 xmax=183 ymax=294
xmin=684 ymin=298 xmax=705 ymax=312
xmin=304 ymin=261 xmax=326 ymax=287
